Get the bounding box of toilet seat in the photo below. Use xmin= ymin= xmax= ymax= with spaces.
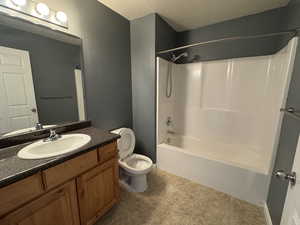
xmin=119 ymin=153 xmax=153 ymax=175
xmin=111 ymin=128 xmax=135 ymax=159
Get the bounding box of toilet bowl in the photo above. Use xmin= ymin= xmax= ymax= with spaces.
xmin=111 ymin=128 xmax=153 ymax=192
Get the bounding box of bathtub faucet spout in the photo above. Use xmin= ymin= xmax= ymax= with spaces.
xmin=167 ymin=130 xmax=175 ymax=135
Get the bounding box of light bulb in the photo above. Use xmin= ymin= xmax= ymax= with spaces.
xmin=11 ymin=0 xmax=27 ymax=6
xmin=36 ymin=3 xmax=50 ymax=16
xmin=56 ymin=11 xmax=67 ymax=23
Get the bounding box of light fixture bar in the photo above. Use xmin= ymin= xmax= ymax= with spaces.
xmin=0 ymin=0 xmax=68 ymax=28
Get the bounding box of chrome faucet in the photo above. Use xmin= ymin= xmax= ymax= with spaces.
xmin=35 ymin=123 xmax=43 ymax=130
xmin=44 ymin=129 xmax=61 ymax=142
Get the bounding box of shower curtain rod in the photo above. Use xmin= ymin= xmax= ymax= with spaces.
xmin=157 ymin=31 xmax=297 ymax=54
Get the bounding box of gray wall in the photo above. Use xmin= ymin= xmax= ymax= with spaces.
xmin=156 ymin=15 xmax=177 ymax=52
xmin=130 ymin=14 xmax=177 ymax=162
xmin=0 ymin=24 xmax=80 ymax=124
xmin=130 ymin=14 xmax=156 ymax=161
xmin=175 ymin=7 xmax=291 ymax=63
xmin=177 ymin=7 xmax=284 ymax=45
xmin=72 ymin=0 xmax=132 ymax=130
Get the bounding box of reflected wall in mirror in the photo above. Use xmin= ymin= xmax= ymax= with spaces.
xmin=0 ymin=23 xmax=86 ymax=138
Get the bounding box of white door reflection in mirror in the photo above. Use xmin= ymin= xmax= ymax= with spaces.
xmin=75 ymin=69 xmax=86 ymax=121
xmin=0 ymin=46 xmax=38 ymax=135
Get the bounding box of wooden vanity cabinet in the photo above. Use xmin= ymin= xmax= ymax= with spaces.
xmin=0 ymin=141 xmax=119 ymax=225
xmin=1 ymin=180 xmax=80 ymax=225
xmin=42 ymin=150 xmax=98 ymax=190
xmin=76 ymin=158 xmax=119 ymax=225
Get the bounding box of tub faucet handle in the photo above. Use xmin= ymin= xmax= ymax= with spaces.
xmin=166 ymin=117 xmax=172 ymax=126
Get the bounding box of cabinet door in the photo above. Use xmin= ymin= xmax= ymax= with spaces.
xmin=77 ymin=158 xmax=119 ymax=225
xmin=0 ymin=173 xmax=44 ymax=217
xmin=1 ymin=180 xmax=80 ymax=225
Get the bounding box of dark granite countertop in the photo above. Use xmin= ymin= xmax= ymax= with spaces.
xmin=0 ymin=127 xmax=120 ymax=188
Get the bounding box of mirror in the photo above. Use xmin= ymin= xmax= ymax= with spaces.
xmin=0 ymin=23 xmax=86 ymax=138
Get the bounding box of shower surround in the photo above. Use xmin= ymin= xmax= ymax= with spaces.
xmin=156 ymin=38 xmax=298 ymax=205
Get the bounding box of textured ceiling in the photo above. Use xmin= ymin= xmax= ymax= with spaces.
xmin=97 ymin=0 xmax=289 ymax=31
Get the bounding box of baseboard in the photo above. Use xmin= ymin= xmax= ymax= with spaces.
xmin=264 ymin=202 xmax=273 ymax=225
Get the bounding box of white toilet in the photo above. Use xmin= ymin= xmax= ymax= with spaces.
xmin=111 ymin=128 xmax=153 ymax=192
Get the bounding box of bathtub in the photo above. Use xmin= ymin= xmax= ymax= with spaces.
xmin=157 ymin=135 xmax=269 ymax=205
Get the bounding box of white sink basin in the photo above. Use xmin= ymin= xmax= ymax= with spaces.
xmin=18 ymin=134 xmax=91 ymax=159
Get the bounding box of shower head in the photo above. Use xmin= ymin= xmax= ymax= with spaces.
xmin=171 ymin=52 xmax=188 ymax=62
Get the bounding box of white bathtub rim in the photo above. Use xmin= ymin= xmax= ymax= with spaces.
xmin=157 ymin=143 xmax=269 ymax=175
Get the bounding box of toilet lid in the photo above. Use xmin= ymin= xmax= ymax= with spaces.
xmin=111 ymin=128 xmax=135 ymax=159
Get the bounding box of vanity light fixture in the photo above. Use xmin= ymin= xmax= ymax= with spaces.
xmin=35 ymin=2 xmax=50 ymax=16
xmin=10 ymin=0 xmax=27 ymax=7
xmin=0 ymin=0 xmax=68 ymax=28
xmin=56 ymin=11 xmax=67 ymax=23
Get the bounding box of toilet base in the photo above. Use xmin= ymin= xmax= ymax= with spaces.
xmin=131 ymin=174 xmax=148 ymax=192
xmin=119 ymin=169 xmax=148 ymax=192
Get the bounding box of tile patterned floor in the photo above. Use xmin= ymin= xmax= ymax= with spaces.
xmin=96 ymin=169 xmax=266 ymax=225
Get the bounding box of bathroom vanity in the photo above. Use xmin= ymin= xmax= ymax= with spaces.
xmin=0 ymin=127 xmax=120 ymax=225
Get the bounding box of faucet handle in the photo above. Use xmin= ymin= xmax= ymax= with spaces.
xmin=49 ymin=129 xmax=56 ymax=136
xmin=44 ymin=129 xmax=61 ymax=142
